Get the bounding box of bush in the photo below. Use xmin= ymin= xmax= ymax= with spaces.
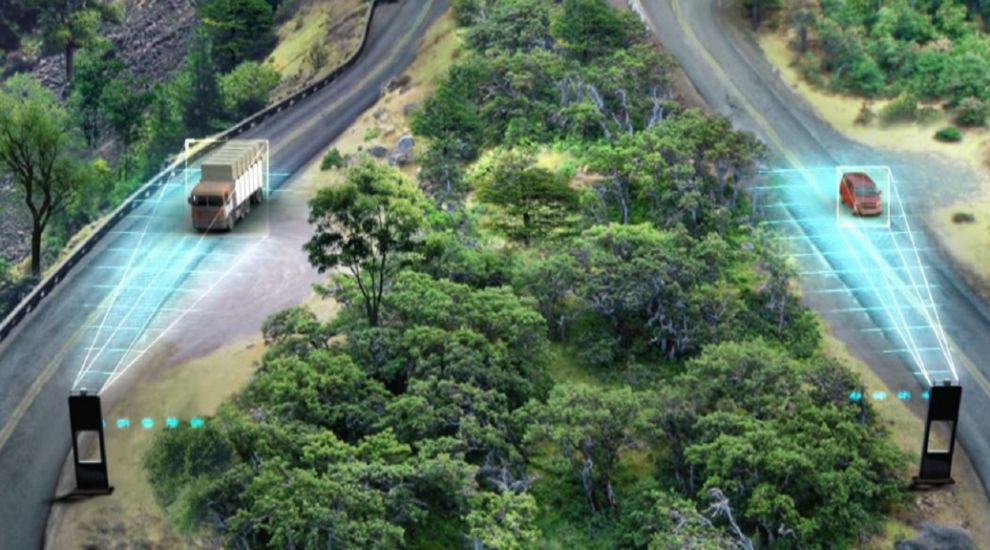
xmin=320 ymin=148 xmax=345 ymax=171
xmin=879 ymin=92 xmax=918 ymax=124
xmin=952 ymin=211 xmax=975 ymax=224
xmin=796 ymin=51 xmax=826 ymax=88
xmin=854 ymin=102 xmax=876 ymax=126
xmin=934 ymin=126 xmax=962 ymax=142
xmin=219 ymin=61 xmax=280 ymax=120
xmin=956 ymin=97 xmax=990 ymax=127
xmin=306 ymin=44 xmax=328 ymax=72
xmin=917 ymin=106 xmax=941 ymax=125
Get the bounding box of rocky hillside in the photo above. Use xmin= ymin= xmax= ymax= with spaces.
xmin=1 ymin=0 xmax=198 ymax=269
xmin=32 ymin=0 xmax=198 ymax=95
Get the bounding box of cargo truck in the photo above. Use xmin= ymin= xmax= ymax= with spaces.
xmin=839 ymin=171 xmax=882 ymax=216
xmin=188 ymin=140 xmax=266 ymax=231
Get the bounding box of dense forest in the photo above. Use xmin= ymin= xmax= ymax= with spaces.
xmin=145 ymin=1 xmax=909 ymax=548
xmin=764 ymin=0 xmax=990 ymax=129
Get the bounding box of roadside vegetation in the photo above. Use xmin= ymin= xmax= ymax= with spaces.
xmin=760 ymin=0 xmax=990 ymax=131
xmin=0 ymin=0 xmax=356 ymax=319
xmin=145 ymin=1 xmax=911 ymax=548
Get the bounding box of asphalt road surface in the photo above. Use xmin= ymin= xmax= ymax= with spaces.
xmin=642 ymin=0 xmax=990 ymax=499
xmin=0 ymin=1 xmax=448 ymax=547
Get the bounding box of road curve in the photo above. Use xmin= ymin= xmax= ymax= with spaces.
xmin=641 ymin=0 xmax=990 ymax=499
xmin=0 ymin=1 xmax=448 ymax=547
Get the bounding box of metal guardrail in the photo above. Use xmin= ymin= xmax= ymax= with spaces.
xmin=0 ymin=0 xmax=387 ymax=345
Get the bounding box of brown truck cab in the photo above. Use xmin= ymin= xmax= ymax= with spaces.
xmin=839 ymin=172 xmax=882 ymax=216
xmin=188 ymin=140 xmax=265 ymax=231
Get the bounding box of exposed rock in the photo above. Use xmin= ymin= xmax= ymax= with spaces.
xmin=32 ymin=0 xmax=198 ymax=96
xmin=389 ymin=134 xmax=415 ymax=166
xmin=895 ymin=524 xmax=975 ymax=550
xmin=368 ymin=145 xmax=389 ymax=158
xmin=402 ymin=102 xmax=419 ymax=117
xmin=386 ymin=73 xmax=411 ymax=93
xmin=395 ymin=134 xmax=415 ymax=152
xmin=374 ymin=107 xmax=388 ymax=121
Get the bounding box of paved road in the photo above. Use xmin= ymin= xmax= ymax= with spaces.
xmin=0 ymin=1 xmax=448 ymax=547
xmin=642 ymin=0 xmax=990 ymax=499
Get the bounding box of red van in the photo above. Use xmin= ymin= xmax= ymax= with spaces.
xmin=839 ymin=172 xmax=882 ymax=216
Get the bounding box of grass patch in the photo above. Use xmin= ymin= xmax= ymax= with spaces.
xmin=267 ymin=0 xmax=366 ymax=99
xmin=363 ymin=126 xmax=381 ymax=142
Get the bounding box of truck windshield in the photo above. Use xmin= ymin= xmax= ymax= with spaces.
xmin=854 ymin=186 xmax=879 ymax=197
xmin=191 ymin=195 xmax=224 ymax=207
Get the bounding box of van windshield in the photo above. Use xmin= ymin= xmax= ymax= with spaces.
xmin=854 ymin=185 xmax=879 ymax=197
xmin=191 ymin=195 xmax=224 ymax=207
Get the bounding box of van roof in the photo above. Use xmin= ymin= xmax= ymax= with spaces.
xmin=843 ymin=172 xmax=877 ymax=187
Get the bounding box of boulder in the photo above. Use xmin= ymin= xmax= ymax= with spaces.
xmin=368 ymin=145 xmax=389 ymax=158
xmin=389 ymin=134 xmax=415 ymax=166
xmin=895 ymin=524 xmax=975 ymax=550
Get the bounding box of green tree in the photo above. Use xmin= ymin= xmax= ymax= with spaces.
xmin=101 ymin=70 xmax=150 ymax=162
xmin=142 ymin=82 xmax=186 ymax=168
xmin=68 ymin=43 xmax=123 ymax=146
xmin=465 ymin=0 xmax=554 ymax=53
xmin=198 ymin=0 xmax=276 ymax=72
xmin=0 ymin=74 xmax=95 ymax=276
xmin=524 ymin=384 xmax=642 ymax=513
xmin=643 ymin=340 xmax=907 ymax=548
xmin=417 ymin=140 xmax=469 ymax=211
xmin=180 ymin=30 xmax=224 ymax=136
xmin=305 ymin=160 xmax=429 ymax=327
xmin=220 ymin=60 xmax=280 ymax=120
xmin=472 ymin=149 xmax=578 ymax=246
xmin=551 ymin=0 xmax=632 ymax=61
xmin=465 ymin=491 xmax=540 ymax=550
xmin=567 ymin=224 xmax=740 ymax=364
xmin=36 ymin=0 xmax=121 ymax=84
xmin=619 ymin=487 xmax=737 ymax=549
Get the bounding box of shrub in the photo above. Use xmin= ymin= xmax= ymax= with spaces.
xmin=854 ymin=102 xmax=876 ymax=126
xmin=879 ymin=92 xmax=918 ymax=124
xmin=363 ymin=126 xmax=381 ymax=142
xmin=917 ymin=106 xmax=941 ymax=125
xmin=306 ymin=44 xmax=328 ymax=72
xmin=955 ymin=97 xmax=990 ymax=127
xmin=952 ymin=211 xmax=975 ymax=224
xmin=934 ymin=126 xmax=962 ymax=142
xmin=320 ymin=148 xmax=345 ymax=171
xmin=796 ymin=51 xmax=826 ymax=88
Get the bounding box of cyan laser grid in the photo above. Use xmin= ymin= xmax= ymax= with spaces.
xmin=912 ymin=381 xmax=962 ymax=489
xmin=67 ymin=390 xmax=114 ymax=495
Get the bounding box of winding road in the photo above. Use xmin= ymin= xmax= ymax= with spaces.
xmin=642 ymin=0 xmax=990 ymax=500
xmin=0 ymin=1 xmax=447 ymax=547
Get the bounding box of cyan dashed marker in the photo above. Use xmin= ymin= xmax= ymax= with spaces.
xmin=115 ymin=417 xmax=130 ymax=429
xmin=165 ymin=417 xmax=179 ymax=429
xmin=141 ymin=417 xmax=155 ymax=429
xmin=872 ymin=391 xmax=887 ymax=401
xmin=897 ymin=390 xmax=911 ymax=401
xmin=190 ymin=417 xmax=204 ymax=429
xmin=849 ymin=391 xmax=863 ymax=401
xmin=922 ymin=390 xmax=930 ymax=400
